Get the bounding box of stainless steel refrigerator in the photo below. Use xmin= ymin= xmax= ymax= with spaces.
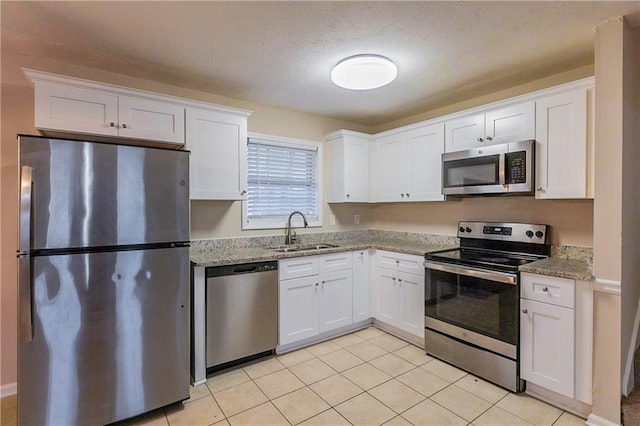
xmin=17 ymin=135 xmax=190 ymax=425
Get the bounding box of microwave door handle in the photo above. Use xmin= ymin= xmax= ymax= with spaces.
xmin=499 ymin=153 xmax=506 ymax=186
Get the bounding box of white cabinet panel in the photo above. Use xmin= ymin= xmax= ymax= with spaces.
xmin=397 ymin=272 xmax=424 ymax=336
xmin=535 ymin=89 xmax=588 ymax=199
xmin=520 ymin=298 xmax=575 ymax=397
xmin=445 ymin=102 xmax=535 ymax=152
xmin=319 ymin=252 xmax=352 ymax=274
xmin=521 ymin=273 xmax=575 ymax=309
xmin=352 ymin=250 xmax=371 ymax=322
xmin=407 ymin=124 xmax=445 ymax=202
xmin=186 ymin=107 xmax=248 ymax=200
xmin=279 ymin=275 xmax=318 ymax=345
xmin=35 ymin=82 xmax=119 ymax=136
xmin=374 ymin=250 xmax=425 ymax=338
xmin=318 ymin=270 xmax=353 ymax=333
xmin=118 ymin=96 xmax=185 ymax=144
xmin=375 ymin=134 xmax=406 ymax=202
xmin=279 ymin=257 xmax=319 ymax=281
xmin=326 ymin=131 xmax=371 ymax=203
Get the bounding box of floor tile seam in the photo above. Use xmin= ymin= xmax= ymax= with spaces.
xmin=425 ymin=392 xmax=481 ymax=424
xmin=285 ymin=360 xmax=339 ymax=386
xmin=255 ymin=400 xmax=294 ymax=426
xmin=364 ymin=385 xmax=427 ymax=416
xmin=494 ymin=401 xmax=562 ymax=426
xmin=210 ymin=377 xmax=270 ymax=420
xmin=290 ymin=407 xmax=351 ymax=426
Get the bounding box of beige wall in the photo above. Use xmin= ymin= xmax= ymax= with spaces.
xmin=590 ymin=17 xmax=639 ymax=424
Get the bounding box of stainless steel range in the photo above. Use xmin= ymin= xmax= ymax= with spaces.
xmin=424 ymin=221 xmax=550 ymax=392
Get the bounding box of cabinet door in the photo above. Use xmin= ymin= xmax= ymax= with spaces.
xmin=318 ymin=270 xmax=353 ymax=333
xmin=185 ymin=107 xmax=248 ymax=200
xmin=444 ymin=113 xmax=484 ymax=152
xmin=279 ymin=275 xmax=318 ymax=345
xmin=343 ymin=136 xmax=370 ymax=202
xmin=118 ymin=96 xmax=185 ymax=144
xmin=374 ymin=134 xmax=406 ymax=202
xmin=35 ymin=82 xmax=119 ymax=136
xmin=535 ymin=90 xmax=588 ymax=199
xmin=375 ymin=267 xmax=398 ymax=326
xmin=520 ymin=298 xmax=575 ymax=397
xmin=485 ymin=102 xmax=535 ymax=146
xmin=398 ymin=272 xmax=425 ymax=337
xmin=406 ymin=123 xmax=445 ymax=202
xmin=352 ymin=250 xmax=371 ymax=322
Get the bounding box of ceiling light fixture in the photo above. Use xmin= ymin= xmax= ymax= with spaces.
xmin=331 ymin=54 xmax=397 ymax=90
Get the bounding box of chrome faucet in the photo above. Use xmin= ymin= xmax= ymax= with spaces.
xmin=285 ymin=211 xmax=309 ymax=245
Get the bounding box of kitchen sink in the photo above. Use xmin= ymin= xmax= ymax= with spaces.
xmin=270 ymin=243 xmax=338 ymax=252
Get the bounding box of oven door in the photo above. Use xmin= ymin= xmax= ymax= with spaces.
xmin=424 ymin=261 xmax=518 ymax=359
xmin=442 ymin=144 xmax=507 ymax=195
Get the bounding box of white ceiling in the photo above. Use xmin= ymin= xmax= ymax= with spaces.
xmin=3 ymin=1 xmax=640 ymax=126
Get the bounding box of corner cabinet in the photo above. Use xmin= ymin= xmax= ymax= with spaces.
xmin=535 ymin=87 xmax=593 ymax=199
xmin=185 ymin=107 xmax=251 ymax=200
xmin=325 ymin=130 xmax=372 ymax=203
xmin=373 ymin=122 xmax=445 ymax=202
xmin=26 ymin=70 xmax=186 ymax=146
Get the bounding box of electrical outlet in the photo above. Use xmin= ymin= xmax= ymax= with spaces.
xmin=354 ymin=214 xmax=360 ymax=225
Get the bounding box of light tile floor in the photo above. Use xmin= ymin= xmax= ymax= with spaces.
xmin=0 ymin=327 xmax=586 ymax=426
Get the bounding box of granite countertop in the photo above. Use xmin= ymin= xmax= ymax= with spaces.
xmin=519 ymin=257 xmax=593 ymax=281
xmin=190 ymin=238 xmax=457 ymax=268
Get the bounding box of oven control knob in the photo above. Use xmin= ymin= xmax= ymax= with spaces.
xmin=459 ymin=227 xmax=465 ymax=233
xmin=526 ymin=230 xmax=534 ymax=238
xmin=535 ymin=231 xmax=544 ymax=239
xmin=465 ymin=227 xmax=472 ymax=233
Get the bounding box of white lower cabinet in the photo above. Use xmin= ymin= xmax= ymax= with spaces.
xmin=279 ymin=252 xmax=358 ymax=346
xmin=374 ymin=250 xmax=425 ymax=338
xmin=520 ymin=273 xmax=577 ymax=399
xmin=352 ymin=250 xmax=371 ymax=322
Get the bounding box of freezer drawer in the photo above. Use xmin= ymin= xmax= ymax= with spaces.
xmin=18 ymin=247 xmax=190 ymax=425
xmin=206 ymin=262 xmax=278 ymax=368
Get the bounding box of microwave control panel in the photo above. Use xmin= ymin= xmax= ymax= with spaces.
xmin=505 ymin=151 xmax=527 ymax=184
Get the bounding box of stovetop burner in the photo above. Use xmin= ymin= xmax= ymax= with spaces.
xmin=425 ymin=221 xmax=551 ymax=273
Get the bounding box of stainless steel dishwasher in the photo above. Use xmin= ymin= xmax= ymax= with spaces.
xmin=205 ymin=261 xmax=278 ymax=370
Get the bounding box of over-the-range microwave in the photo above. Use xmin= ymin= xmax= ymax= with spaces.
xmin=442 ymin=140 xmax=535 ymax=196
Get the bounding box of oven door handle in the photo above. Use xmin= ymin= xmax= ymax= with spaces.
xmin=424 ymin=261 xmax=517 ymax=285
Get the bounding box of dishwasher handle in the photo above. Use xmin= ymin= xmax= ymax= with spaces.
xmin=206 ymin=261 xmax=278 ymax=278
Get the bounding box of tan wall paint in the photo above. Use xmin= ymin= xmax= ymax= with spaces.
xmin=591 ymin=17 xmax=634 ymax=424
xmin=369 ymin=198 xmax=593 ymax=246
xmin=621 ymin=24 xmax=640 ymax=395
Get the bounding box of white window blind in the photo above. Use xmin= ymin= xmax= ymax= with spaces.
xmin=245 ymin=136 xmax=319 ymax=226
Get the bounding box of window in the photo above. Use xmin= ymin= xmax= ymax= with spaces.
xmin=243 ymin=133 xmax=322 ymax=230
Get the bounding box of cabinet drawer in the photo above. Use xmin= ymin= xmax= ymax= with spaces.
xmin=376 ymin=250 xmax=423 ymax=275
xmin=279 ymin=256 xmax=319 ymax=280
xmin=318 ymin=251 xmax=352 ymax=274
xmin=521 ymin=273 xmax=575 ymax=309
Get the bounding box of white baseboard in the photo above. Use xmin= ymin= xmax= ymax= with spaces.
xmin=1 ymin=382 xmax=17 ymax=398
xmin=586 ymin=413 xmax=620 ymax=426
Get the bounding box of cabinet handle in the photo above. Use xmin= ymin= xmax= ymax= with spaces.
xmin=522 ymin=309 xmax=528 ymax=314
xmin=360 ymin=251 xmax=364 ymax=255
xmin=536 ymin=186 xmax=544 ymax=191
xmin=398 ymin=278 xmax=403 ymax=283
xmin=406 ymin=193 xmax=410 ymax=198
xmin=542 ymin=286 xmax=549 ymax=292
xmin=315 ymin=283 xmax=319 ymax=287
xmin=401 ymin=193 xmax=405 ymax=198
xmin=346 ymin=194 xmax=350 ymax=198
xmin=109 ymin=122 xmax=116 ymax=128
xmin=121 ymin=123 xmax=127 ymax=129
xmin=322 ymin=280 xmax=325 ymax=284
xmin=396 ymin=260 xmax=400 ymax=265
xmin=477 ymin=137 xmax=484 ymax=142
xmin=240 ymin=190 xmax=247 ymax=195
xmin=392 ymin=277 xmax=396 ymax=282
xmin=486 ymin=136 xmax=493 ymax=141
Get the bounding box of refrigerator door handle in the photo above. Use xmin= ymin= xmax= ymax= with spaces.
xmin=19 ymin=166 xmax=33 ymax=255
xmin=19 ymin=166 xmax=33 ymax=342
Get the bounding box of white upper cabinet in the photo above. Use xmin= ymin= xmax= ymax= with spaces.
xmin=326 ymin=130 xmax=372 ymax=203
xmin=186 ymin=107 xmax=250 ymax=200
xmin=535 ymin=88 xmax=591 ymax=199
xmin=445 ymin=102 xmax=535 ymax=152
xmin=374 ymin=122 xmax=445 ymax=202
xmin=30 ymin=75 xmax=185 ymax=145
